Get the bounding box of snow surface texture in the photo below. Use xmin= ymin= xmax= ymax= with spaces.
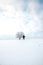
xmin=0 ymin=39 xmax=43 ymax=65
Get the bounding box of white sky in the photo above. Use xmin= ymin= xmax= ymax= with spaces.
xmin=0 ymin=0 xmax=42 ymax=35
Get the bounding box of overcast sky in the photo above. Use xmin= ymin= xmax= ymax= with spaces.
xmin=0 ymin=0 xmax=43 ymax=37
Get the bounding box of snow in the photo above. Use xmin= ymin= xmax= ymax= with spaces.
xmin=0 ymin=39 xmax=43 ymax=65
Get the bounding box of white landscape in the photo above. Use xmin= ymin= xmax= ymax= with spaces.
xmin=0 ymin=0 xmax=43 ymax=65
xmin=0 ymin=39 xmax=43 ymax=65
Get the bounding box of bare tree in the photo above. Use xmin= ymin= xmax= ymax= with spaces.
xmin=16 ymin=32 xmax=25 ymax=40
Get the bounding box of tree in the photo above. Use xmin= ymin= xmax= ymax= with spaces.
xmin=16 ymin=32 xmax=25 ymax=40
